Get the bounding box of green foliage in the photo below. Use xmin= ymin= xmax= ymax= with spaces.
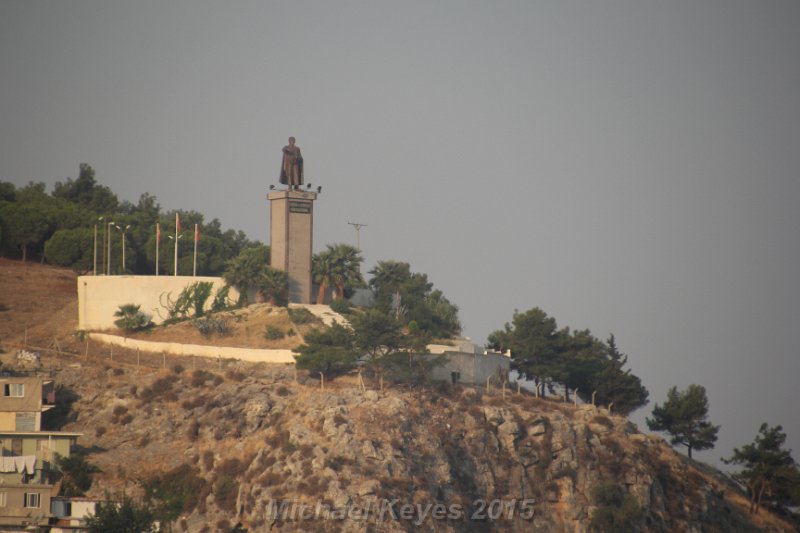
xmin=591 ymin=335 xmax=650 ymax=415
xmin=0 ymin=181 xmax=15 ymax=203
xmin=211 ymin=284 xmax=234 ymax=312
xmin=141 ymin=463 xmax=206 ymax=522
xmin=368 ymin=260 xmax=460 ymax=338
xmin=214 ymin=475 xmax=239 ymax=512
xmin=313 ymin=243 xmax=365 ymax=303
xmin=113 ymin=304 xmax=153 ymax=332
xmin=222 ymin=245 xmax=270 ymax=305
xmin=589 ymin=481 xmax=643 ymax=532
xmin=44 ymin=227 xmax=93 ymax=270
xmin=258 ymin=266 xmax=289 ymax=306
xmin=351 ymin=308 xmax=410 ymax=379
xmin=52 ymin=163 xmax=119 ymax=213
xmin=287 ymin=306 xmax=317 ymax=325
xmin=264 ymin=325 xmax=285 ymax=340
xmin=312 ymin=249 xmax=333 ymax=303
xmin=193 ymin=316 xmax=232 ymax=337
xmin=380 ymin=350 xmax=444 ymax=384
xmin=85 ymin=494 xmax=156 ymax=533
xmin=1 ymin=202 xmax=51 ymax=262
xmin=647 ymin=384 xmax=719 ymax=458
xmin=329 ymin=298 xmax=352 ymax=315
xmin=1 ymin=165 xmax=261 ymax=272
xmin=488 ymin=308 xmax=648 ymax=414
xmin=161 ymin=282 xmax=214 ymax=321
xmin=295 ymin=322 xmax=359 ymax=377
xmin=222 ymin=245 xmax=287 ymax=305
xmin=723 ymin=423 xmax=800 ymax=514
xmin=190 ymin=281 xmax=213 ymax=317
xmin=55 ymin=453 xmax=101 ymax=497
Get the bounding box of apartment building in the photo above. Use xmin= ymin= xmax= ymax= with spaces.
xmin=0 ymin=375 xmax=81 ymax=530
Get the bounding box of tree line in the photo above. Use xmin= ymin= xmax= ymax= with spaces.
xmin=0 ymin=164 xmax=259 ymax=274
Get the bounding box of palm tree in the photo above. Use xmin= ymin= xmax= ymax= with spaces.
xmin=327 ymin=244 xmax=364 ymax=300
xmin=312 ymin=250 xmax=333 ymax=304
xmin=258 ymin=267 xmax=289 ymax=306
xmin=221 ymin=245 xmax=270 ymax=306
xmin=368 ymin=260 xmax=410 ymax=295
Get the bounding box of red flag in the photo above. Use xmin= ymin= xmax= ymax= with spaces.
xmin=156 ymin=223 xmax=161 ymax=242
xmin=176 ymin=213 xmax=180 ymax=234
xmin=195 ymin=224 xmax=199 ymax=242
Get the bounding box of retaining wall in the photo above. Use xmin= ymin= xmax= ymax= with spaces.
xmin=88 ymin=333 xmax=296 ymax=364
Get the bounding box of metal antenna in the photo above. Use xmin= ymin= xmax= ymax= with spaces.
xmin=347 ymin=221 xmax=368 ymax=250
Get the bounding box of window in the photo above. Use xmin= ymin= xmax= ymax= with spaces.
xmin=11 ymin=438 xmax=22 ymax=456
xmin=24 ymin=492 xmax=40 ymax=509
xmin=3 ymin=383 xmax=24 ymax=397
xmin=15 ymin=412 xmax=35 ymax=432
xmin=0 ymin=492 xmax=6 ymax=507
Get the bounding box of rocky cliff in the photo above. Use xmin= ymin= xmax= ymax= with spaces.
xmin=52 ymin=362 xmax=795 ymax=533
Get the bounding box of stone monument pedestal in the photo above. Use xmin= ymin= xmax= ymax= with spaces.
xmin=268 ymin=190 xmax=317 ymax=304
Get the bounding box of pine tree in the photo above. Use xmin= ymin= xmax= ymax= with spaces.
xmin=647 ymin=384 xmax=719 ymax=458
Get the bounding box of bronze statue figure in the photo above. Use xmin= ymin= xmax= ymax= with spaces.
xmin=279 ymin=136 xmax=304 ymax=188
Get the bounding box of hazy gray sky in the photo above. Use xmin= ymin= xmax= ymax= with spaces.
xmin=2 ymin=1 xmax=799 ymax=467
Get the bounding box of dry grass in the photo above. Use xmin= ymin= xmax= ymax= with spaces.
xmin=0 ymin=258 xmax=78 ymax=346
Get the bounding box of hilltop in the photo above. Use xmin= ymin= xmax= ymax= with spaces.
xmin=0 ymin=260 xmax=797 ymax=532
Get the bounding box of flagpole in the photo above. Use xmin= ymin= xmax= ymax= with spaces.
xmin=193 ymin=224 xmax=198 ymax=277
xmin=155 ymin=223 xmax=160 ymax=276
xmin=174 ymin=213 xmax=179 ymax=276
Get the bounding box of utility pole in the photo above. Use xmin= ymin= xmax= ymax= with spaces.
xmin=347 ymin=221 xmax=367 ymax=251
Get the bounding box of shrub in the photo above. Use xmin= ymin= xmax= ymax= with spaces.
xmin=84 ymin=495 xmax=156 ymax=532
xmin=211 ymin=285 xmax=234 ymax=312
xmin=112 ymin=405 xmax=128 ymax=417
xmin=213 ymin=458 xmax=246 ymax=512
xmin=119 ymin=414 xmax=134 ymax=425
xmin=589 ymin=480 xmax=643 ymax=532
xmin=56 ymin=453 xmax=101 ymax=497
xmin=139 ymin=387 xmax=154 ymax=402
xmin=202 ymin=450 xmax=215 ymax=471
xmin=95 ymin=426 xmax=107 ymax=438
xmin=162 ymin=282 xmax=214 ymax=321
xmin=187 ymin=420 xmax=200 ymax=441
xmin=287 ymin=307 xmax=317 ymax=325
xmin=329 ymin=298 xmax=352 ymax=315
xmin=190 ymin=370 xmax=213 ymax=388
xmin=264 ymin=325 xmax=285 ymax=341
xmin=113 ymin=304 xmax=153 ymax=332
xmin=142 ymin=463 xmax=207 ymax=522
xmin=194 ymin=316 xmax=232 ymax=337
xmin=151 ymin=376 xmax=175 ymax=395
xmin=225 ymin=369 xmax=246 ymax=382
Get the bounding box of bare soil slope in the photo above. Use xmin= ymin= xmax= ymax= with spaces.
xmin=0 ymin=258 xmax=318 ymax=353
xmin=0 ymin=258 xmax=78 ymax=348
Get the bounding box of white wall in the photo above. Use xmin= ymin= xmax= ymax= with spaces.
xmin=89 ymin=333 xmax=297 ymax=364
xmin=77 ymin=275 xmax=238 ymax=330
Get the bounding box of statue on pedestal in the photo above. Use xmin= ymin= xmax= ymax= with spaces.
xmin=279 ymin=136 xmax=304 ymax=189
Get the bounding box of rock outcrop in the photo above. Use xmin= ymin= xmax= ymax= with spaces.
xmin=50 ymin=363 xmax=794 ymax=533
